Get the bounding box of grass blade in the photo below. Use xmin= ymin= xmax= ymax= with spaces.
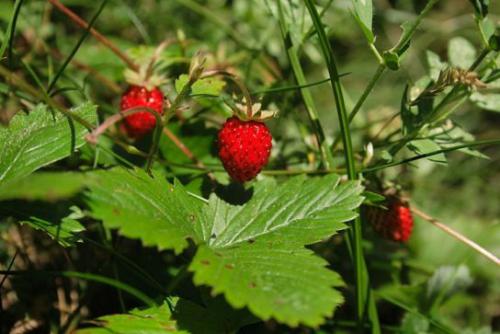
xmin=47 ymin=0 xmax=109 ymax=94
xmin=303 ymin=1 xmax=379 ymax=332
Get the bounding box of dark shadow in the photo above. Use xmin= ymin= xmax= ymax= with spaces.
xmin=214 ymin=181 xmax=254 ymax=206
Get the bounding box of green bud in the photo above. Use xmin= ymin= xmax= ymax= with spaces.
xmin=383 ymin=51 xmax=400 ymax=71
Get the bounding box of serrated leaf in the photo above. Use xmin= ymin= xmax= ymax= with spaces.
xmin=0 ymin=103 xmax=96 ymax=187
xmin=85 ymin=168 xmax=204 ymax=254
xmin=175 ymin=74 xmax=225 ymax=96
xmin=86 ymin=170 xmax=363 ymax=326
xmin=0 ymin=172 xmax=86 ymax=201
xmin=77 ymin=303 xmax=185 ymax=334
xmin=190 ymin=175 xmax=363 ymax=326
xmin=199 ymin=176 xmax=361 ymax=249
xmin=448 ymin=37 xmax=477 ymax=69
xmin=351 ymin=0 xmax=374 ymax=43
xmin=191 ymin=244 xmax=343 ymax=327
xmin=79 ymin=298 xmax=253 ymax=334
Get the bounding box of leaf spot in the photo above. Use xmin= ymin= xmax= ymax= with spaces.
xmin=200 ymin=260 xmax=210 ymax=265
xmin=224 ymin=263 xmax=235 ymax=270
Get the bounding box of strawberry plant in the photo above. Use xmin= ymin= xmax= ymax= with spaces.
xmin=0 ymin=0 xmax=499 ymax=333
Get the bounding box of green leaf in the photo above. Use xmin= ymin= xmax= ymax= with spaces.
xmin=0 ymin=172 xmax=86 ymax=201
xmin=351 ymin=0 xmax=374 ymax=43
xmin=408 ymin=139 xmax=447 ymax=164
xmin=426 ymin=50 xmax=446 ymax=81
xmin=363 ymin=191 xmax=385 ymax=204
xmin=79 ymin=298 xmax=254 ymax=334
xmin=434 ymin=124 xmax=489 ymax=159
xmin=85 ymin=168 xmax=204 ymax=254
xmin=190 ymin=176 xmax=363 ymax=326
xmin=198 ymin=176 xmax=361 ymax=249
xmin=401 ymin=312 xmax=430 ymax=334
xmin=77 ymin=303 xmax=186 ymax=334
xmin=470 ymin=92 xmax=500 ymax=112
xmin=175 ymin=74 xmax=225 ymax=96
xmin=269 ymin=0 xmax=314 ymax=46
xmin=426 ymin=265 xmax=472 ymax=309
xmin=86 ymin=169 xmax=364 ymax=327
xmin=448 ymin=37 xmax=477 ymax=69
xmin=479 ymin=17 xmax=496 ymax=41
xmin=0 ymin=103 xmax=96 ymax=187
xmin=191 ymin=244 xmax=343 ymax=327
xmin=22 ymin=207 xmax=85 ymax=248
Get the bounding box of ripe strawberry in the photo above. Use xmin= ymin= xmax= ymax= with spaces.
xmin=218 ymin=116 xmax=272 ymax=182
xmin=120 ymin=85 xmax=164 ymax=138
xmin=366 ymin=198 xmax=413 ymax=242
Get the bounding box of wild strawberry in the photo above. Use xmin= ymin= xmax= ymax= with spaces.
xmin=120 ymin=85 xmax=164 ymax=138
xmin=218 ymin=116 xmax=272 ymax=182
xmin=366 ymin=197 xmax=413 ymax=242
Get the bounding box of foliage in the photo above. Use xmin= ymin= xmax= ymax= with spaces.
xmin=0 ymin=0 xmax=498 ymax=333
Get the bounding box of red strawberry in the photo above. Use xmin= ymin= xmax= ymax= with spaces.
xmin=367 ymin=198 xmax=413 ymax=242
xmin=218 ymin=116 xmax=272 ymax=182
xmin=120 ymin=85 xmax=164 ymax=138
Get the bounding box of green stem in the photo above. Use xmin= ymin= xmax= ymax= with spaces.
xmin=390 ymin=48 xmax=491 ymax=156
xmin=365 ymin=138 xmax=500 ymax=173
xmin=304 ymin=2 xmax=376 ymax=332
xmin=349 ymin=65 xmax=386 ymax=123
xmin=252 ymin=75 xmax=348 ymax=95
xmin=47 ymin=0 xmax=108 ymax=94
xmin=0 ymin=0 xmax=24 ymax=65
xmin=331 ymin=0 xmax=442 ymax=155
xmin=145 ymin=70 xmax=200 ymax=173
xmin=332 ymin=64 xmax=386 ymax=149
xmin=389 ymin=0 xmax=441 ymax=54
xmin=277 ymin=1 xmax=334 ymax=168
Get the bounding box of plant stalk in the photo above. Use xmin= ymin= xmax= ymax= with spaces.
xmin=304 ymin=1 xmax=377 ymax=332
